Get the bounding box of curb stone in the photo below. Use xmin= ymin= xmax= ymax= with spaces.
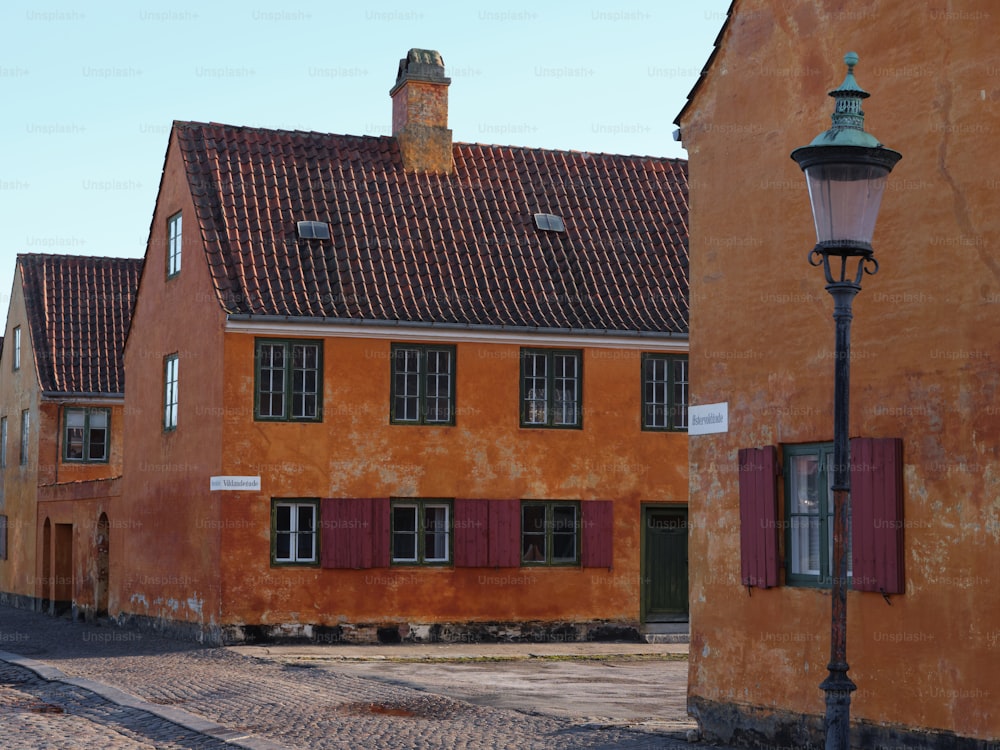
xmin=0 ymin=648 xmax=290 ymax=750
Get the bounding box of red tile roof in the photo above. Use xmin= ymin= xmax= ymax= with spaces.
xmin=18 ymin=254 xmax=143 ymax=394
xmin=175 ymin=121 xmax=689 ymax=334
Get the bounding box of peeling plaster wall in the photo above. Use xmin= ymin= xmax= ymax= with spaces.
xmin=217 ymin=334 xmax=689 ymax=628
xmin=0 ymin=266 xmax=39 ymax=601
xmin=118 ymin=128 xmax=227 ymax=632
xmin=681 ymin=0 xmax=1000 ymax=742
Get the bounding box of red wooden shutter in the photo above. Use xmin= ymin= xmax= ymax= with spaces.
xmin=488 ymin=499 xmax=521 ymax=568
xmin=321 ymin=498 xmax=389 ymax=569
xmin=738 ymin=446 xmax=780 ymax=588
xmin=851 ymin=438 xmax=904 ymax=594
xmin=581 ymin=500 xmax=614 ymax=568
xmin=454 ymin=499 xmax=490 ymax=567
xmin=370 ymin=497 xmax=391 ymax=568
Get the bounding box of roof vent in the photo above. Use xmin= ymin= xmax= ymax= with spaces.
xmin=534 ymin=213 xmax=565 ymax=233
xmin=297 ymin=221 xmax=331 ymax=240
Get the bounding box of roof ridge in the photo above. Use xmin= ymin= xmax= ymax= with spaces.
xmin=171 ymin=120 xmax=687 ymax=163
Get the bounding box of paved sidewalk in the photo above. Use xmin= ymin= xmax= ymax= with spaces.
xmin=0 ymin=606 xmax=724 ymax=749
xmin=230 ymin=640 xmax=689 ymax=661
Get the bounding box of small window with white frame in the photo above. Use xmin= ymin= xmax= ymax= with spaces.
xmin=167 ymin=212 xmax=182 ymax=278
xmin=391 ymin=499 xmax=451 ymax=564
xmin=271 ymin=499 xmax=319 ymax=565
xmin=164 ymin=354 xmax=178 ymax=431
xmin=13 ymin=326 xmax=21 ymax=371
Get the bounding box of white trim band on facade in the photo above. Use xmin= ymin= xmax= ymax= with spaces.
xmin=224 ymin=318 xmax=689 ymax=353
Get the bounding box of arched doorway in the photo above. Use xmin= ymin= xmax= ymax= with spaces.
xmin=42 ymin=518 xmax=51 ymax=614
xmin=95 ymin=513 xmax=109 ymax=617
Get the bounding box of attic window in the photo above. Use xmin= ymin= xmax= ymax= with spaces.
xmin=297 ymin=221 xmax=331 ymax=240
xmin=534 ymin=213 xmax=565 ymax=233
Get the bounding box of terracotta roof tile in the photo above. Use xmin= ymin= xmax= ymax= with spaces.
xmin=175 ymin=121 xmax=688 ymax=334
xmin=19 ymin=254 xmax=143 ymax=394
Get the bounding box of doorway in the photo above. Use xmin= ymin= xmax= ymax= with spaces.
xmin=54 ymin=523 xmax=73 ymax=616
xmin=95 ymin=513 xmax=109 ymax=617
xmin=642 ymin=506 xmax=689 ymax=622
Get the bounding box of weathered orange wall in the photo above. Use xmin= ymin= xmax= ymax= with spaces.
xmin=682 ymin=0 xmax=999 ymax=740
xmin=216 ymin=334 xmax=688 ymax=627
xmin=0 ymin=265 xmax=39 ymax=600
xmin=119 ymin=127 xmax=227 ymax=630
xmin=37 ymin=479 xmax=119 ymax=616
xmin=35 ymin=400 xmax=124 ymax=615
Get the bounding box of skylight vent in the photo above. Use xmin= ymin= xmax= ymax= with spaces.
xmin=297 ymin=221 xmax=331 ymax=240
xmin=534 ymin=213 xmax=565 ymax=233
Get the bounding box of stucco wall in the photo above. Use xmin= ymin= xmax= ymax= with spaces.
xmin=0 ymin=266 xmax=39 ymax=600
xmin=119 ymin=128 xmax=227 ymax=631
xmin=216 ymin=333 xmax=689 ymax=629
xmin=681 ymin=0 xmax=999 ymax=741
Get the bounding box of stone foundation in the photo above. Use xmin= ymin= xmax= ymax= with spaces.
xmin=103 ymin=614 xmax=641 ymax=647
xmin=689 ymin=695 xmax=998 ymax=750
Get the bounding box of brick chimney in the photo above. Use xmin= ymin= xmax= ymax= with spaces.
xmin=390 ymin=49 xmax=453 ymax=174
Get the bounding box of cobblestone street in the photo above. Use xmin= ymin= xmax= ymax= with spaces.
xmin=0 ymin=607 xmax=735 ymax=750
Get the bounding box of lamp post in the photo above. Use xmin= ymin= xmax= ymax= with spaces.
xmin=790 ymin=53 xmax=901 ymax=750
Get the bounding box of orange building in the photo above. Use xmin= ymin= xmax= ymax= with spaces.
xmin=0 ymin=254 xmax=141 ymax=619
xmin=113 ymin=49 xmax=691 ymax=644
xmin=678 ymin=1 xmax=1000 ymax=746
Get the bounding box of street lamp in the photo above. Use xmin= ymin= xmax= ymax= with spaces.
xmin=791 ymin=52 xmax=901 ymax=750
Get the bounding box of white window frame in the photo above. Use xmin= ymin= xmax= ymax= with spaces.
xmin=164 ymin=354 xmax=179 ymax=431
xmin=19 ymin=410 xmax=29 ymax=465
xmin=272 ymin=500 xmax=318 ymax=564
xmin=167 ymin=212 xmax=182 ymax=277
xmin=391 ymin=500 xmax=451 ymax=564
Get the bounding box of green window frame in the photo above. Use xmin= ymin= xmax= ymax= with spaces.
xmin=254 ymin=339 xmax=323 ymax=422
xmin=167 ymin=212 xmax=182 ymax=278
xmin=164 ymin=354 xmax=179 ymax=431
xmin=63 ymin=407 xmax=110 ymax=463
xmin=520 ymin=349 xmax=582 ymax=428
xmin=391 ymin=499 xmax=452 ymax=565
xmin=784 ymin=442 xmax=852 ymax=587
xmin=642 ymin=354 xmax=688 ymax=431
xmin=271 ymin=499 xmax=319 ymax=566
xmin=521 ymin=501 xmax=580 ymax=565
xmin=390 ymin=344 xmax=456 ymax=425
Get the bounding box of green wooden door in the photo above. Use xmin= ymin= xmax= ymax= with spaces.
xmin=643 ymin=507 xmax=689 ymax=621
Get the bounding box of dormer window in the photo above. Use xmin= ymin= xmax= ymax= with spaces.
xmin=297 ymin=221 xmax=331 ymax=240
xmin=534 ymin=213 xmax=565 ymax=233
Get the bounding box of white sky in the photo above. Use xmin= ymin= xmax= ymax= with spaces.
xmin=0 ymin=0 xmax=729 ymax=306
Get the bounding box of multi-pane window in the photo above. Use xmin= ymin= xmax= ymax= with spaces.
xmin=521 ymin=501 xmax=579 ymax=565
xmin=164 ymin=354 xmax=179 ymax=431
xmin=272 ymin=499 xmax=318 ymax=564
xmin=520 ymin=349 xmax=582 ymax=428
xmin=785 ymin=442 xmax=851 ymax=587
xmin=13 ymin=327 xmax=21 ymax=371
xmin=167 ymin=212 xmax=182 ymax=277
xmin=390 ymin=344 xmax=455 ymax=425
xmin=391 ymin=499 xmax=451 ymax=564
xmin=643 ymin=354 xmax=688 ymax=431
xmin=19 ymin=410 xmax=29 ymax=465
xmin=64 ymin=408 xmax=109 ymax=462
xmin=0 ymin=416 xmax=6 ymax=468
xmin=255 ymin=340 xmax=322 ymax=421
